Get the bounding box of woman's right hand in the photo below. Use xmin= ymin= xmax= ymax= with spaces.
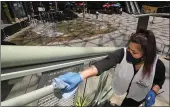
xmin=57 ymin=72 xmax=83 ymax=92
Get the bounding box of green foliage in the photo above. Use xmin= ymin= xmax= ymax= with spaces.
xmin=2 ymin=1 xmax=14 ymax=23
xmin=76 ymin=96 xmax=91 ymax=107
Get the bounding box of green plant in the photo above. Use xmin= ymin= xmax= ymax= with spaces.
xmin=2 ymin=1 xmax=14 ymax=23
xmin=76 ymin=96 xmax=91 ymax=107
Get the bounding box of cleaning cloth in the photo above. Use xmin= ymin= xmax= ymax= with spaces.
xmin=52 ymin=78 xmax=77 ymax=99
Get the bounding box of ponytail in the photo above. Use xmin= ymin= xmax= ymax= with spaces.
xmin=130 ymin=29 xmax=156 ymax=78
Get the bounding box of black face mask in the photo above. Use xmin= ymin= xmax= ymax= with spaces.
xmin=126 ymin=50 xmax=144 ymax=65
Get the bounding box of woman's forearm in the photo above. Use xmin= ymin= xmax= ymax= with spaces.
xmin=80 ymin=65 xmax=98 ymax=80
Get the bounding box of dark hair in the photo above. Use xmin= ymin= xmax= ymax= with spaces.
xmin=129 ymin=29 xmax=156 ymax=78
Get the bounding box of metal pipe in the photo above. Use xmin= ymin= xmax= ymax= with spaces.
xmin=1 ymin=85 xmax=54 ymax=106
xmin=129 ymin=1 xmax=136 ymax=14
xmin=134 ymin=13 xmax=170 ymax=17
xmin=125 ymin=1 xmax=131 ymax=14
xmin=134 ymin=1 xmax=140 ymax=14
xmin=1 ymin=46 xmax=118 ymax=68
xmin=55 ymin=1 xmax=58 ymax=12
xmin=1 ymin=55 xmax=107 ymax=81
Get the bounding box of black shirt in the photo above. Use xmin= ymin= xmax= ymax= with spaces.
xmin=93 ymin=48 xmax=166 ymax=89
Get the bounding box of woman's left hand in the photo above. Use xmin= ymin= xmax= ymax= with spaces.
xmin=145 ymin=90 xmax=156 ymax=107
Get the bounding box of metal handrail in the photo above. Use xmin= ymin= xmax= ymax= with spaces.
xmin=1 ymin=46 xmax=120 ymax=106
xmin=1 ymin=55 xmax=107 ymax=81
xmin=1 ymin=46 xmax=118 ymax=68
xmin=1 ymin=46 xmax=119 ymax=81
xmin=134 ymin=13 xmax=170 ymax=17
xmin=1 ymin=85 xmax=54 ymax=106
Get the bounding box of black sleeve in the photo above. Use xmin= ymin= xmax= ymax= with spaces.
xmin=152 ymin=59 xmax=166 ymax=89
xmin=93 ymin=48 xmax=124 ymax=76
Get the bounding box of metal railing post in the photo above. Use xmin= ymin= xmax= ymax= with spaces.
xmin=136 ymin=16 xmax=149 ymax=32
xmin=135 ymin=13 xmax=170 ymax=32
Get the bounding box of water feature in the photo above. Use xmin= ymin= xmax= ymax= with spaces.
xmin=28 ymin=13 xmax=64 ymax=38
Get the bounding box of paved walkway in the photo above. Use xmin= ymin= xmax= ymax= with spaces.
xmin=53 ymin=12 xmax=169 ymax=56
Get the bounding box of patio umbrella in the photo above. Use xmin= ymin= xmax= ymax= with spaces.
xmin=113 ymin=3 xmax=121 ymax=7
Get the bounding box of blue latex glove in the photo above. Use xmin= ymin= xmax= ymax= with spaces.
xmin=58 ymin=72 xmax=83 ymax=92
xmin=145 ymin=90 xmax=156 ymax=107
xmin=52 ymin=77 xmax=78 ymax=99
